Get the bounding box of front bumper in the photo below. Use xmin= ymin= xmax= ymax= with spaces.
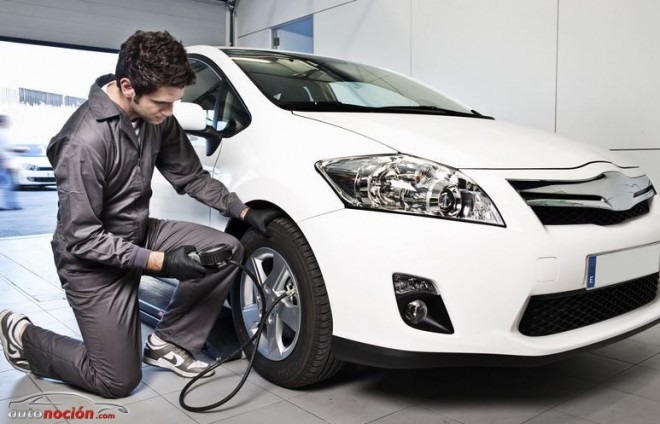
xmin=331 ymin=317 xmax=660 ymax=368
xmin=298 ymin=165 xmax=660 ymax=362
xmin=15 ymin=169 xmax=55 ymax=186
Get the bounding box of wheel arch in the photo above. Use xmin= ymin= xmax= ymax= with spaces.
xmin=224 ymin=200 xmax=292 ymax=240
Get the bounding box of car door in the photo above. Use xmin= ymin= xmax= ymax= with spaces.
xmin=149 ymin=55 xmax=250 ymax=226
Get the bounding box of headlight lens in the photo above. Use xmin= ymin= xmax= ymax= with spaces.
xmin=21 ymin=164 xmax=38 ymax=171
xmin=316 ymin=154 xmax=504 ymax=226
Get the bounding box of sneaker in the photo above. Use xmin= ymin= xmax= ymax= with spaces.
xmin=143 ymin=334 xmax=215 ymax=378
xmin=0 ymin=309 xmax=32 ymax=373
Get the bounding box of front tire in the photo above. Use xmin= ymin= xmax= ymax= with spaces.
xmin=231 ymin=217 xmax=342 ymax=388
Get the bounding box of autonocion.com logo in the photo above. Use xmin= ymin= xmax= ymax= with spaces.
xmin=7 ymin=392 xmax=128 ymax=420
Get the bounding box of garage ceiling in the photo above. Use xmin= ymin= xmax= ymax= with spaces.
xmin=0 ymin=0 xmax=228 ymax=50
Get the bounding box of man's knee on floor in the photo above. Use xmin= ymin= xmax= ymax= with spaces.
xmin=98 ymin=370 xmax=142 ymax=399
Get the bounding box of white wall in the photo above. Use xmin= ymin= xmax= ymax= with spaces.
xmin=555 ymin=0 xmax=660 ymax=182
xmin=236 ymin=0 xmax=660 ymax=181
xmin=0 ymin=0 xmax=227 ymax=50
xmin=239 ymin=29 xmax=272 ymax=49
xmin=314 ymin=0 xmax=411 ymax=74
xmin=411 ymin=0 xmax=558 ymax=132
xmin=238 ymin=0 xmax=353 ymax=39
xmin=556 ymin=0 xmax=660 ymax=150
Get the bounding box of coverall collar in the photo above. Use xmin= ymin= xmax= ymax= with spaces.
xmin=88 ymin=74 xmax=124 ymax=122
xmin=87 ymin=74 xmax=142 ymax=150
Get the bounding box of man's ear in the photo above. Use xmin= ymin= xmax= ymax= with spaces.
xmin=118 ymin=78 xmax=135 ymax=99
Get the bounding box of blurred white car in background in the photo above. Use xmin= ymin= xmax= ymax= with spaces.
xmin=6 ymin=144 xmax=55 ymax=188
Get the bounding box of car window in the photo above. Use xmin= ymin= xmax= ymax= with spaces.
xmin=183 ymin=57 xmax=251 ymax=134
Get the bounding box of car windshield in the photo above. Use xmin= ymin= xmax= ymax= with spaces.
xmin=224 ymin=49 xmax=483 ymax=118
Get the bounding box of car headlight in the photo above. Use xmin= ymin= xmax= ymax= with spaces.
xmin=21 ymin=164 xmax=38 ymax=171
xmin=316 ymin=154 xmax=504 ymax=226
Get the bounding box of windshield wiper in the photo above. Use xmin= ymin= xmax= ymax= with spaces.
xmin=278 ymin=101 xmax=377 ymax=112
xmin=278 ymin=101 xmax=493 ymax=119
xmin=378 ymin=105 xmax=493 ymax=119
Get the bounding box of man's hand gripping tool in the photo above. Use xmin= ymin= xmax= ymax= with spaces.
xmin=188 ymin=244 xmax=233 ymax=268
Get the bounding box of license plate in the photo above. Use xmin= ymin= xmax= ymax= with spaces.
xmin=586 ymin=243 xmax=660 ymax=290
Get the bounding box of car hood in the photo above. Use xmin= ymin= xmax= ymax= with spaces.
xmin=293 ymin=112 xmax=632 ymax=169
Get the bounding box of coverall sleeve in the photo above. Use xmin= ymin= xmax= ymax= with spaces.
xmin=51 ymin=135 xmax=147 ymax=269
xmin=156 ymin=117 xmax=247 ymax=218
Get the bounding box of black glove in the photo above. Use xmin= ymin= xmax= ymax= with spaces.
xmin=161 ymin=245 xmax=214 ymax=281
xmin=244 ymin=209 xmax=279 ymax=237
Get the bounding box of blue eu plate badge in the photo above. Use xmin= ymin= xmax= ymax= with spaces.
xmin=586 ymin=255 xmax=597 ymax=290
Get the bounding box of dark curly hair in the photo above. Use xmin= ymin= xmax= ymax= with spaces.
xmin=115 ymin=30 xmax=196 ymax=97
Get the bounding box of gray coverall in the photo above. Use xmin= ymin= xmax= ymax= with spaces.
xmin=22 ymin=74 xmax=245 ymax=398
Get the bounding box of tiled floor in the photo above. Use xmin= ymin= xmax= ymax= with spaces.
xmin=2 ymin=235 xmax=660 ymax=424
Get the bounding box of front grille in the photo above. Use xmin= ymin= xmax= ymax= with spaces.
xmin=509 ymin=172 xmax=655 ymax=226
xmin=519 ymin=273 xmax=659 ymax=336
xmin=531 ymin=199 xmax=650 ymax=225
xmin=28 ymin=177 xmax=55 ymax=183
xmin=36 ymin=166 xmax=53 ymax=171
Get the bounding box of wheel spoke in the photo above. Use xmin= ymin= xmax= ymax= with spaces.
xmin=247 ymin=255 xmax=266 ymax=286
xmin=263 ymin=254 xmax=289 ymax=292
xmin=278 ymin=303 xmax=300 ymax=331
xmin=265 ymin=318 xmax=282 ymax=357
xmin=242 ymin=303 xmax=261 ymax=331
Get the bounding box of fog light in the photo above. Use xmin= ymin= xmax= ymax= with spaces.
xmin=393 ymin=273 xmax=454 ymax=334
xmin=404 ymin=300 xmax=428 ymax=324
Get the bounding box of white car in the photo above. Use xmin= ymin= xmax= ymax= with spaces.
xmin=143 ymin=46 xmax=660 ymax=388
xmin=6 ymin=144 xmax=55 ymax=187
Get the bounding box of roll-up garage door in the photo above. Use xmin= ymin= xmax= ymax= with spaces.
xmin=0 ymin=0 xmax=227 ymax=50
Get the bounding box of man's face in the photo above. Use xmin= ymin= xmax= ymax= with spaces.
xmin=131 ymin=87 xmax=184 ymax=125
xmin=131 ymin=86 xmax=184 ymax=125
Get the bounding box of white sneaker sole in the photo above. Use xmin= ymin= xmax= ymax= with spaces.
xmin=142 ymin=356 xmax=215 ymax=378
xmin=0 ymin=310 xmax=31 ymax=374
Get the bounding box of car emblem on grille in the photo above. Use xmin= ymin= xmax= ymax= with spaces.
xmin=510 ymin=171 xmax=655 ymax=211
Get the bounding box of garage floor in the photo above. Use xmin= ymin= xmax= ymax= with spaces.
xmin=2 ymin=235 xmax=660 ymax=424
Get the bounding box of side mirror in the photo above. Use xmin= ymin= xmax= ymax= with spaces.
xmin=173 ymin=102 xmax=223 ymax=156
xmin=173 ymin=101 xmax=206 ymax=130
